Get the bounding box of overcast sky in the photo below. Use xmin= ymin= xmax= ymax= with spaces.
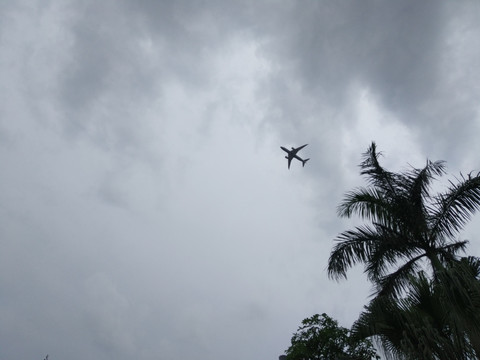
xmin=1 ymin=1 xmax=480 ymax=359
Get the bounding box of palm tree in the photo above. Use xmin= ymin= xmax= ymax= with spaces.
xmin=328 ymin=142 xmax=480 ymax=358
xmin=328 ymin=142 xmax=480 ymax=298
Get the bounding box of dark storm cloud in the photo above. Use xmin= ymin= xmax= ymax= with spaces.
xmin=251 ymin=1 xmax=480 ymax=164
xmin=56 ymin=0 xmax=261 ymax=159
xmin=61 ymin=0 xmax=236 ymax=113
xmin=284 ymin=1 xmax=445 ymax=112
xmin=59 ymin=2 xmax=153 ymax=142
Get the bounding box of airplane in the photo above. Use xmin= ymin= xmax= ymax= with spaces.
xmin=280 ymin=144 xmax=310 ymax=169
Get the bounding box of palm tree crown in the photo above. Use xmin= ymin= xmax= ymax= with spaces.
xmin=328 ymin=142 xmax=480 ymax=298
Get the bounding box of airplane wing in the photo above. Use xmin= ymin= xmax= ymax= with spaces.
xmin=295 ymin=144 xmax=308 ymax=151
xmin=289 ymin=144 xmax=308 ymax=156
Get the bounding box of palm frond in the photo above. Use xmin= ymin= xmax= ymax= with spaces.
xmin=458 ymin=256 xmax=480 ymax=279
xmin=363 ymin=222 xmax=425 ymax=282
xmin=354 ymin=274 xmax=475 ymax=360
xmin=375 ymin=253 xmax=426 ymax=298
xmin=435 ymin=241 xmax=469 ymax=264
xmin=359 ymin=142 xmax=400 ymax=198
xmin=399 ymin=160 xmax=446 ymax=233
xmin=430 ymin=172 xmax=480 ymax=239
xmin=337 ymin=187 xmax=390 ymax=222
xmin=352 ymin=296 xmax=414 ymax=360
xmin=327 ymin=225 xmax=379 ymax=280
xmin=405 ymin=160 xmax=446 ymax=201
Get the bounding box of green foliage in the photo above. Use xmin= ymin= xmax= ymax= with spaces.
xmin=284 ymin=313 xmax=379 ymax=360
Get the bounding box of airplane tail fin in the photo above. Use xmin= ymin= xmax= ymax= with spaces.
xmin=302 ymin=158 xmax=310 ymax=167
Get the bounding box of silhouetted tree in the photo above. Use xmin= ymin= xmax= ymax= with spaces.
xmin=328 ymin=142 xmax=480 ymax=358
xmin=328 ymin=142 xmax=480 ymax=298
xmin=284 ymin=313 xmax=379 ymax=360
